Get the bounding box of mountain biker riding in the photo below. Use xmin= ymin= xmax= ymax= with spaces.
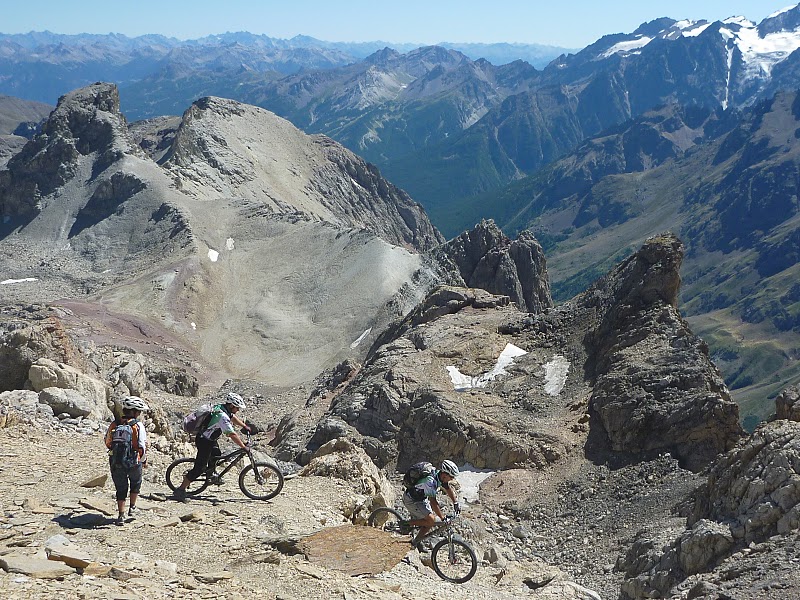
xmin=173 ymin=392 xmax=250 ymax=501
xmin=104 ymin=395 xmax=149 ymax=525
xmin=403 ymin=459 xmax=461 ymax=547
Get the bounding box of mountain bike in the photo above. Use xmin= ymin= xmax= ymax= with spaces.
xmin=367 ymin=506 xmax=477 ymax=583
xmin=165 ymin=432 xmax=284 ymax=500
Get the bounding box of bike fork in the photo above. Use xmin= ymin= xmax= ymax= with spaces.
xmin=247 ymin=452 xmax=266 ymax=484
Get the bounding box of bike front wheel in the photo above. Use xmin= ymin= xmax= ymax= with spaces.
xmin=367 ymin=507 xmax=411 ymax=533
xmin=238 ymin=462 xmax=284 ymax=500
xmin=431 ymin=537 xmax=477 ymax=583
xmin=165 ymin=457 xmax=209 ymax=496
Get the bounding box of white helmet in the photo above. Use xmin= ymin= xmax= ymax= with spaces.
xmin=225 ymin=392 xmax=246 ymax=409
xmin=440 ymin=460 xmax=459 ymax=477
xmin=122 ymin=396 xmax=149 ymax=411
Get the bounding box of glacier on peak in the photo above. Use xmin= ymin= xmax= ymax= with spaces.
xmin=769 ymin=5 xmax=797 ymax=19
xmin=598 ymin=10 xmax=800 ymax=84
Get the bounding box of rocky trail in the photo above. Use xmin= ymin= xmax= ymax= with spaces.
xmin=0 ymin=422 xmax=602 ymax=600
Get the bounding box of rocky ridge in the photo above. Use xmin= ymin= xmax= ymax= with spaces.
xmin=0 ymin=83 xmax=446 ymax=386
xmin=294 ymin=234 xmax=740 ymax=475
xmin=0 ymin=233 xmax=797 ymax=598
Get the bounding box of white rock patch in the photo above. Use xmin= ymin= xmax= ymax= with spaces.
xmin=1 ymin=277 xmax=38 ymax=285
xmin=447 ymin=343 xmax=527 ymax=391
xmin=207 ymin=249 xmax=219 ymax=262
xmin=349 ymin=328 xmax=372 ymax=349
xmin=544 ymin=354 xmax=570 ymax=396
xmin=226 ymin=237 xmax=235 ymax=250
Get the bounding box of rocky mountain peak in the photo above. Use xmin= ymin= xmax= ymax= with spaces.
xmin=578 ymin=234 xmax=742 ymax=471
xmin=163 ymin=95 xmax=442 ymax=251
xmin=758 ymin=3 xmax=800 ymax=36
xmin=364 ymin=47 xmax=401 ymax=66
xmin=579 ymin=233 xmax=683 ymax=312
xmin=633 ymin=17 xmax=678 ymax=37
xmin=0 ymin=82 xmax=134 ymax=220
xmin=435 ymin=219 xmax=553 ymax=312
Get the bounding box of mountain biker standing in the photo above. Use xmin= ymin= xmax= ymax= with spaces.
xmin=104 ymin=396 xmax=149 ymax=525
xmin=403 ymin=460 xmax=461 ymax=547
xmin=173 ymin=392 xmax=250 ymax=501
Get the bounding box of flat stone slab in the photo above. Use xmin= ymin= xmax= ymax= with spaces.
xmin=45 ymin=536 xmax=93 ymax=569
xmin=0 ymin=555 xmax=75 ymax=578
xmin=195 ymin=571 xmax=234 ymax=583
xmin=79 ymin=498 xmax=115 ymax=516
xmin=297 ymin=524 xmax=410 ymax=576
xmin=80 ymin=474 xmax=108 ymax=488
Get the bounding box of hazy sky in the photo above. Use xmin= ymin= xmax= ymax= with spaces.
xmin=4 ymin=1 xmax=796 ymax=48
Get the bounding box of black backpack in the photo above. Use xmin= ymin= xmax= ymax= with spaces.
xmin=110 ymin=418 xmax=139 ymax=469
xmin=403 ymin=461 xmax=435 ymax=489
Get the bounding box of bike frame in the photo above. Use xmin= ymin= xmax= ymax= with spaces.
xmin=413 ymin=514 xmax=462 ymax=543
xmin=207 ymin=433 xmax=261 ymax=482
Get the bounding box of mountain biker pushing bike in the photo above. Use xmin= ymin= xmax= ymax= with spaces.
xmin=104 ymin=396 xmax=149 ymax=525
xmin=403 ymin=459 xmax=461 ymax=547
xmin=173 ymin=392 xmax=250 ymax=501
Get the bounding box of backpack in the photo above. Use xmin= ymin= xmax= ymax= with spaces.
xmin=110 ymin=418 xmax=139 ymax=470
xmin=403 ymin=461 xmax=435 ymax=489
xmin=182 ymin=403 xmax=213 ymax=434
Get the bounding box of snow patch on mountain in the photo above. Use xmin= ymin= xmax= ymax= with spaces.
xmin=599 ymin=9 xmax=800 ymax=85
xmin=601 ymin=36 xmax=653 ymax=58
xmin=721 ymin=17 xmax=800 ymax=79
xmin=681 ymin=21 xmax=713 ymax=37
xmin=769 ymin=6 xmax=797 ymax=19
xmin=446 ymin=343 xmax=527 ymax=391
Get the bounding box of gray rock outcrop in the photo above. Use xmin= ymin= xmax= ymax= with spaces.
xmin=690 ymin=419 xmax=800 ymax=541
xmin=776 ymin=384 xmax=800 ymax=421
xmin=618 ymin=418 xmax=800 ymax=598
xmin=581 ymin=234 xmax=742 ymax=471
xmin=299 ymin=234 xmax=739 ymax=478
xmin=0 ymin=83 xmax=132 ymax=220
xmin=29 ymin=358 xmax=112 ymax=420
xmin=0 ymin=310 xmax=80 ymax=392
xmin=435 ymin=219 xmax=553 ymax=312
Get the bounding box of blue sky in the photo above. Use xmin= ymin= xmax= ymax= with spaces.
xmin=3 ymin=1 xmax=796 ymax=48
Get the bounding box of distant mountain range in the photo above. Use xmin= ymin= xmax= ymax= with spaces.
xmin=1 ymin=5 xmax=799 ymax=421
xmin=0 ymin=30 xmax=573 ymax=106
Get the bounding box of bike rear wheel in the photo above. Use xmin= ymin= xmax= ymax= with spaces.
xmin=165 ymin=457 xmax=209 ymax=496
xmin=238 ymin=462 xmax=284 ymax=500
xmin=367 ymin=507 xmax=411 ymax=533
xmin=431 ymin=537 xmax=477 ymax=583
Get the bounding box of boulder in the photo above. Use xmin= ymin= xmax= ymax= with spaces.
xmin=109 ymin=353 xmax=149 ymax=397
xmin=29 ymin=358 xmax=112 ymax=420
xmin=776 ymin=384 xmax=800 ymax=421
xmin=39 ymin=387 xmax=93 ymax=418
xmin=0 ymin=314 xmax=78 ymax=391
xmin=677 ymin=519 xmax=734 ymax=575
xmin=299 ymin=437 xmax=394 ymax=513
